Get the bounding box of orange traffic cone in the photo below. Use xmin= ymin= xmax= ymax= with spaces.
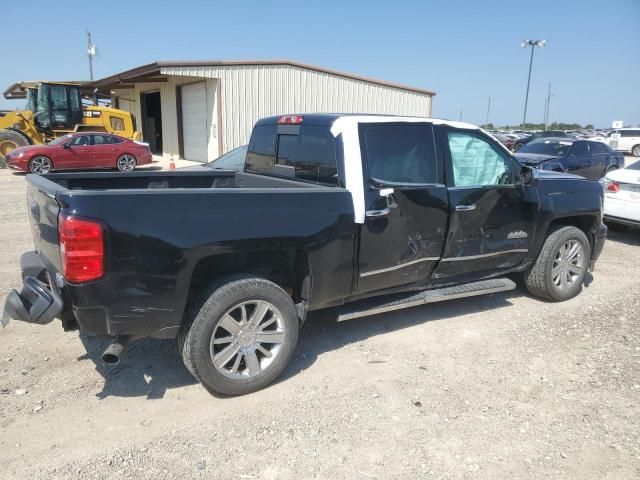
xmin=169 ymin=156 xmax=176 ymax=170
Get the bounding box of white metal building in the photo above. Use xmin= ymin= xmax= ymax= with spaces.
xmin=93 ymin=60 xmax=436 ymax=162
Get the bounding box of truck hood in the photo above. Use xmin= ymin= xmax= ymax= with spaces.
xmin=514 ymin=153 xmax=559 ymax=165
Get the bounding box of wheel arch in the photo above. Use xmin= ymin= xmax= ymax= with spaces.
xmin=184 ymin=248 xmax=312 ymax=323
xmin=545 ymin=214 xmax=599 ymax=252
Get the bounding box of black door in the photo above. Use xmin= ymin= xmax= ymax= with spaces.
xmin=432 ymin=128 xmax=539 ymax=279
xmin=355 ymin=123 xmax=449 ymax=294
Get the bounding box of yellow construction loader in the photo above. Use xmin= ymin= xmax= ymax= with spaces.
xmin=0 ymin=81 xmax=140 ymax=160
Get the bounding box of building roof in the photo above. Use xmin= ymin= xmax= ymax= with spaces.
xmin=91 ymin=60 xmax=436 ymax=96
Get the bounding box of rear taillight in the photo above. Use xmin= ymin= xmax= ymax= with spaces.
xmin=58 ymin=215 xmax=104 ymax=283
xmin=606 ymin=181 xmax=620 ymax=193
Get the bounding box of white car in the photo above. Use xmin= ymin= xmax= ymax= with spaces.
xmin=601 ymin=159 xmax=640 ymax=227
xmin=606 ymin=128 xmax=640 ymax=157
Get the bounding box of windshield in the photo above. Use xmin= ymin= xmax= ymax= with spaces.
xmin=48 ymin=134 xmax=74 ymax=146
xmin=518 ymin=140 xmax=572 ymax=156
xmin=207 ymin=145 xmax=248 ymax=170
xmin=25 ymin=89 xmax=37 ymax=113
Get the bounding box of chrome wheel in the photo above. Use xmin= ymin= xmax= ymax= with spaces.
xmin=210 ymin=300 xmax=286 ymax=380
xmin=117 ymin=154 xmax=136 ymax=171
xmin=633 ymin=145 xmax=640 ymax=157
xmin=30 ymin=156 xmax=52 ymax=174
xmin=552 ymin=240 xmax=585 ymax=290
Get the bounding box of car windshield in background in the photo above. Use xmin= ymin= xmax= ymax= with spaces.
xmin=518 ymin=139 xmax=573 ymax=156
xmin=48 ymin=134 xmax=73 ymax=146
xmin=206 ymin=145 xmax=248 ymax=170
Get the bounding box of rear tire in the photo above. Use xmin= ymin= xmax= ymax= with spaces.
xmin=632 ymin=144 xmax=640 ymax=157
xmin=524 ymin=226 xmax=590 ymax=302
xmin=117 ymin=154 xmax=136 ymax=172
xmin=180 ymin=276 xmax=299 ymax=396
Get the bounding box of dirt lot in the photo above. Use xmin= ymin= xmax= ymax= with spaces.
xmin=0 ymin=166 xmax=639 ymax=480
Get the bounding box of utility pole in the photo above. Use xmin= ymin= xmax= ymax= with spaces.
xmin=87 ymin=30 xmax=96 ymax=80
xmin=543 ymin=83 xmax=552 ymax=131
xmin=520 ymin=39 xmax=546 ymax=129
xmin=485 ymin=97 xmax=491 ymax=127
xmin=459 ymin=108 xmax=463 ymax=121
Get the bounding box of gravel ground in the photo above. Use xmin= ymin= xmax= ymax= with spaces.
xmin=0 ymin=166 xmax=639 ymax=480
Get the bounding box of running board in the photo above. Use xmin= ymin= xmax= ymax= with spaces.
xmin=337 ymin=278 xmax=517 ymax=322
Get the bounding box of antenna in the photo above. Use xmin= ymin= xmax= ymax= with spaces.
xmin=87 ymin=30 xmax=96 ymax=80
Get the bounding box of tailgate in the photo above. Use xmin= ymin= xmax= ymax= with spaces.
xmin=26 ymin=175 xmax=63 ymax=272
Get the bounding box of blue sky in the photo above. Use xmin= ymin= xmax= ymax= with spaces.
xmin=2 ymin=0 xmax=639 ymax=127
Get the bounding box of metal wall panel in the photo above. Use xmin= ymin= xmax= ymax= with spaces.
xmin=161 ymin=65 xmax=433 ymax=153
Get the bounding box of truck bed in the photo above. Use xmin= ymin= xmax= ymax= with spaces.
xmin=25 ymin=171 xmax=355 ymax=338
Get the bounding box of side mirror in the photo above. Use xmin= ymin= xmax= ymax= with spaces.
xmin=519 ymin=165 xmax=536 ymax=186
xmin=63 ymin=142 xmax=72 ymax=149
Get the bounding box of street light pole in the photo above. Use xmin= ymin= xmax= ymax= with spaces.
xmin=520 ymin=39 xmax=546 ymax=129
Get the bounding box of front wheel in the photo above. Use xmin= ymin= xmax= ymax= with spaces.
xmin=524 ymin=226 xmax=590 ymax=302
xmin=29 ymin=156 xmax=53 ymax=174
xmin=632 ymin=144 xmax=640 ymax=157
xmin=180 ymin=277 xmax=299 ymax=396
xmin=117 ymin=154 xmax=136 ymax=172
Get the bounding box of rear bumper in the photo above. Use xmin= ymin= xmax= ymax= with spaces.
xmin=2 ymin=252 xmax=63 ymax=326
xmin=589 ymin=222 xmax=607 ymax=271
xmin=3 ymin=250 xmax=182 ymax=338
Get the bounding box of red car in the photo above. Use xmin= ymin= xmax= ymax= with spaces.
xmin=5 ymin=132 xmax=152 ymax=174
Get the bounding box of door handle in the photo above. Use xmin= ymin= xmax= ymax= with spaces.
xmin=366 ymin=207 xmax=391 ymax=217
xmin=455 ymin=204 xmax=477 ymax=212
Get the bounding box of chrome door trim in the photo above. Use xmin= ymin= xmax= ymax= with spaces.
xmin=360 ymin=257 xmax=440 ymax=277
xmin=441 ymin=248 xmax=528 ymax=262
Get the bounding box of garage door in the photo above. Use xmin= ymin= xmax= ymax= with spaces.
xmin=181 ymin=82 xmax=208 ymax=162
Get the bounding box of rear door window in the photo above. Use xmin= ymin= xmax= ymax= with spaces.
xmin=361 ymin=123 xmax=438 ymax=184
xmin=92 ymin=135 xmax=114 ymax=145
xmin=570 ymin=142 xmax=589 ymax=156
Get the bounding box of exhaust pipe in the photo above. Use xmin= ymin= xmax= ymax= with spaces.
xmin=102 ymin=336 xmax=131 ymax=365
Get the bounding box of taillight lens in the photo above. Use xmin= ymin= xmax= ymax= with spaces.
xmin=58 ymin=215 xmax=104 ymax=282
xmin=606 ymin=181 xmax=620 ymax=193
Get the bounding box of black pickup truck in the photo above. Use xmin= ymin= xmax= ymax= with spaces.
xmin=3 ymin=114 xmax=607 ymax=395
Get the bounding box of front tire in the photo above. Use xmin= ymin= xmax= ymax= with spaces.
xmin=524 ymin=226 xmax=590 ymax=301
xmin=180 ymin=277 xmax=299 ymax=396
xmin=632 ymin=144 xmax=640 ymax=157
xmin=29 ymin=156 xmax=53 ymax=174
xmin=117 ymin=154 xmax=136 ymax=172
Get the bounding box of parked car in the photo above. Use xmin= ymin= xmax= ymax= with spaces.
xmin=3 ymin=114 xmax=607 ymax=396
xmin=514 ymin=138 xmax=624 ymax=180
xmin=513 ymin=130 xmax=573 ymax=151
xmin=4 ymin=132 xmax=152 ymax=174
xmin=492 ymin=133 xmax=516 ymax=151
xmin=601 ymin=159 xmax=640 ymax=227
xmin=180 ymin=145 xmax=248 ymax=172
xmin=606 ymin=128 xmax=640 ymax=157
